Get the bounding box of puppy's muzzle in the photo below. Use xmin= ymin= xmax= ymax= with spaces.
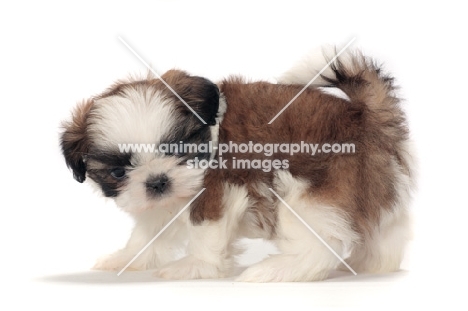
xmin=146 ymin=174 xmax=170 ymax=196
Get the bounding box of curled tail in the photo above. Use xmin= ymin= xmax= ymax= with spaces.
xmin=279 ymin=46 xmax=408 ymax=143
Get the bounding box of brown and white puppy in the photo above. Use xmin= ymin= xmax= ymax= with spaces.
xmin=61 ymin=48 xmax=415 ymax=281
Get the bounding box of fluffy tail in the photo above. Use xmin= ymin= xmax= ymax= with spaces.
xmin=278 ymin=46 xmax=408 ymax=142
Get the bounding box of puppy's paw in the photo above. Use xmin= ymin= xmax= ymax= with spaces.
xmin=92 ymin=251 xmax=144 ymax=271
xmin=236 ymin=256 xmax=291 ymax=282
xmin=154 ymin=255 xmax=224 ymax=280
xmin=237 ymin=255 xmax=328 ymax=282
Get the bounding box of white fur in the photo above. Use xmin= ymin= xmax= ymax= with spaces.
xmin=88 ymin=88 xmax=206 ymax=270
xmin=277 ymin=45 xmax=352 ymax=102
xmin=89 ymin=89 xmax=176 ymax=147
xmin=154 ymin=183 xmax=250 ymax=279
xmin=93 ymin=206 xmax=188 ymax=271
xmin=238 ymin=171 xmax=359 ymax=282
xmin=215 ymin=93 xmax=228 ymax=124
xmin=317 ymin=87 xmax=350 ymax=101
xmin=114 ymin=156 xmax=205 ymax=214
xmin=278 ymin=45 xmax=343 ymax=86
xmin=277 ymin=44 xmax=359 ymax=99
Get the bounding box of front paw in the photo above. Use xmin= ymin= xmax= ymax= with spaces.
xmin=154 ymin=256 xmax=224 ymax=280
xmin=236 ymin=256 xmax=291 ymax=282
xmin=236 ymin=255 xmax=329 ymax=282
xmin=92 ymin=251 xmax=144 ymax=271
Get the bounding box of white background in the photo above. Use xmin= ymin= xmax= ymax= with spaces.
xmin=1 ymin=0 xmax=467 ymax=309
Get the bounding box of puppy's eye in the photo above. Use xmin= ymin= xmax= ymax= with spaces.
xmin=110 ymin=167 xmax=126 ymax=179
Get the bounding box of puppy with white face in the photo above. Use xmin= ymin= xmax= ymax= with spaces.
xmin=61 ymin=49 xmax=415 ymax=281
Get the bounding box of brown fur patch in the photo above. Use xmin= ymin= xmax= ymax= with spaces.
xmin=61 ymin=98 xmax=94 ymax=183
xmin=190 ymin=171 xmax=224 ymax=223
xmin=190 ymin=73 xmax=408 ymax=235
xmin=159 ymin=70 xmax=219 ymax=126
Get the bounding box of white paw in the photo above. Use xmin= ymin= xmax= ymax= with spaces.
xmin=92 ymin=251 xmax=144 ymax=271
xmin=154 ymin=256 xmax=224 ymax=280
xmin=236 ymin=256 xmax=292 ymax=282
xmin=236 ymin=255 xmax=329 ymax=282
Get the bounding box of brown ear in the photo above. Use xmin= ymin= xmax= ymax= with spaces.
xmin=60 ymin=99 xmax=93 ymax=183
xmin=160 ymin=70 xmax=219 ymax=125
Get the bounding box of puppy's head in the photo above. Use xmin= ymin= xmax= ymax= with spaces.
xmin=60 ymin=70 xmax=219 ymax=213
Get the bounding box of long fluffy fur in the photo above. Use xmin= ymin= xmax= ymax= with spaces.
xmin=61 ymin=47 xmax=415 ymax=282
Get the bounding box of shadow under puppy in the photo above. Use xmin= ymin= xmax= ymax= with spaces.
xmin=61 ymin=48 xmax=415 ymax=282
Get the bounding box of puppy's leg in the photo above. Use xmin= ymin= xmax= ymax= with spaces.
xmin=154 ymin=184 xmax=249 ymax=280
xmin=93 ymin=210 xmax=185 ymax=271
xmin=238 ymin=171 xmax=359 ymax=282
xmin=343 ymin=208 xmax=410 ymax=273
xmin=344 ymin=156 xmax=413 ymax=273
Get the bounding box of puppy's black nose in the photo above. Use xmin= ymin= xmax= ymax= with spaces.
xmin=146 ymin=174 xmax=170 ymax=195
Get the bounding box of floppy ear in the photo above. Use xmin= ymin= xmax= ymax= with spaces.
xmin=60 ymin=99 xmax=93 ymax=183
xmin=161 ymin=70 xmax=219 ymax=126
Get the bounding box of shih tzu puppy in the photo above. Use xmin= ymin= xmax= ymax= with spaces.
xmin=60 ymin=48 xmax=415 ymax=282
